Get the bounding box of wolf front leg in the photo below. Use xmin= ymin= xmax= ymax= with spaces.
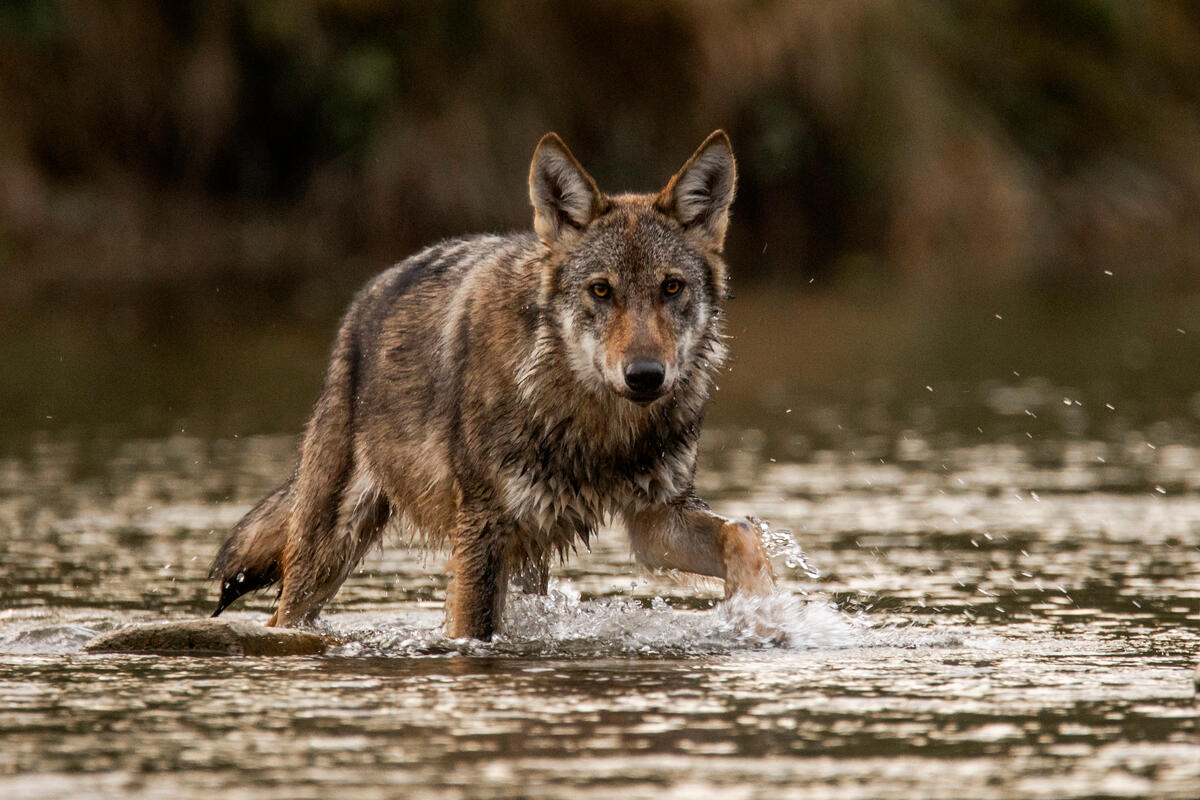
xmin=446 ymin=508 xmax=513 ymax=640
xmin=626 ymin=497 xmax=775 ymax=597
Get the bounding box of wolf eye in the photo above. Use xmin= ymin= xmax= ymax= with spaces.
xmin=589 ymin=281 xmax=612 ymax=300
xmin=662 ymin=278 xmax=683 ymax=297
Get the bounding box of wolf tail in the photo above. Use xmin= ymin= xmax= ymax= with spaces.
xmin=212 ymin=312 xmax=363 ymax=622
xmin=210 ymin=476 xmax=294 ymax=616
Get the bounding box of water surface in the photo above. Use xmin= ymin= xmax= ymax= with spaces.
xmin=2 ymin=288 xmax=1198 ymax=798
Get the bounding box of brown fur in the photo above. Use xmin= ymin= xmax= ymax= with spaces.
xmin=211 ymin=131 xmax=775 ymax=638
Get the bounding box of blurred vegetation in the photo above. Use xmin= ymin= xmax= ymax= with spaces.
xmin=2 ymin=0 xmax=1199 ymax=312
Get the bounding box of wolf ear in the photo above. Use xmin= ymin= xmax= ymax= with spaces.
xmin=657 ymin=130 xmax=737 ymax=252
xmin=529 ymin=133 xmax=606 ymax=246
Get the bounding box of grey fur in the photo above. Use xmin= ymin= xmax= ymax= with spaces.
xmin=211 ymin=131 xmax=774 ymax=638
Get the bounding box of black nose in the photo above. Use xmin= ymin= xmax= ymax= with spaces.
xmin=624 ymin=359 xmax=666 ymax=395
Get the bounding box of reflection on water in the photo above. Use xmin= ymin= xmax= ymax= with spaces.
xmin=1 ymin=289 xmax=1199 ymax=798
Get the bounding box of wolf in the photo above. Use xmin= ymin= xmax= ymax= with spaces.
xmin=210 ymin=130 xmax=775 ymax=639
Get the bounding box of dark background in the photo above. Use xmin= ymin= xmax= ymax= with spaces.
xmin=2 ymin=0 xmax=1199 ymax=448
xmin=4 ymin=1 xmax=1200 ymax=304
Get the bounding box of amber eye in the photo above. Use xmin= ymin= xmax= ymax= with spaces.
xmin=662 ymin=278 xmax=683 ymax=297
xmin=589 ymin=281 xmax=612 ymax=300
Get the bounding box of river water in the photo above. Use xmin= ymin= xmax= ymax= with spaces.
xmin=1 ymin=288 xmax=1198 ymax=798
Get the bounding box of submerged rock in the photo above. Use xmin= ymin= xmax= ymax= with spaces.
xmin=83 ymin=619 xmax=330 ymax=657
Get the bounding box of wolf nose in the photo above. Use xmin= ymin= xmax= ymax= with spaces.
xmin=624 ymin=359 xmax=666 ymax=395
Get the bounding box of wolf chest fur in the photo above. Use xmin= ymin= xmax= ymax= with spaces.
xmin=211 ymin=131 xmax=775 ymax=639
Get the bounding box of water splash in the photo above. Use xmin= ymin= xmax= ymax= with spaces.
xmin=0 ymin=622 xmax=100 ymax=655
xmin=500 ymin=585 xmax=862 ymax=655
xmin=0 ymin=588 xmax=967 ymax=657
xmin=751 ymin=516 xmax=822 ymax=580
xmin=325 ymin=583 xmax=872 ymax=658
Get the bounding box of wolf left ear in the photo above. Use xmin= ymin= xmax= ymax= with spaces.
xmin=529 ymin=133 xmax=607 ymax=246
xmin=657 ymin=130 xmax=738 ymax=252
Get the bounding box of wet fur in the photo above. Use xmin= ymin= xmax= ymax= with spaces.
xmin=211 ymin=131 xmax=774 ymax=638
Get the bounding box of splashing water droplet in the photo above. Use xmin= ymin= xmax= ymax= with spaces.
xmin=749 ymin=517 xmax=821 ymax=580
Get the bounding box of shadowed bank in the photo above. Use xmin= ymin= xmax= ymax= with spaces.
xmin=2 ymin=1 xmax=1200 ymax=310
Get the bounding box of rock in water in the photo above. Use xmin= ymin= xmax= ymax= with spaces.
xmin=83 ymin=619 xmax=330 ymax=656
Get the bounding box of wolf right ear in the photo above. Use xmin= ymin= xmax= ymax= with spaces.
xmin=529 ymin=133 xmax=606 ymax=246
xmin=658 ymin=131 xmax=737 ymax=252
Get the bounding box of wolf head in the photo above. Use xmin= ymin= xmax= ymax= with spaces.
xmin=529 ymin=131 xmax=737 ymax=405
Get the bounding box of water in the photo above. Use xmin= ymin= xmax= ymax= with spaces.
xmin=2 ymin=289 xmax=1199 ymax=798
